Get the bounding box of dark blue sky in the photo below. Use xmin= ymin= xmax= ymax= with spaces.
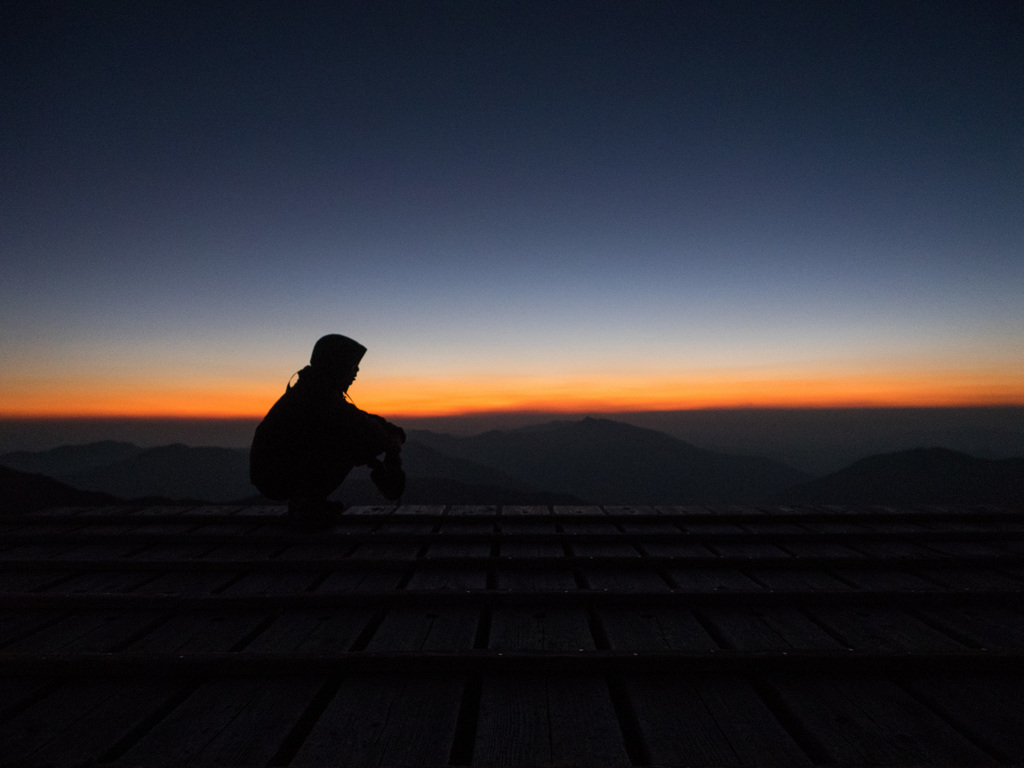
xmin=2 ymin=1 xmax=1022 ymax=416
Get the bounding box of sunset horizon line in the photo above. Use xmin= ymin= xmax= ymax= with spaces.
xmin=4 ymin=399 xmax=1024 ymax=422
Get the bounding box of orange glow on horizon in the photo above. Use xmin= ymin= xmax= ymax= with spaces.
xmin=370 ymin=372 xmax=1024 ymax=418
xmin=2 ymin=368 xmax=1022 ymax=419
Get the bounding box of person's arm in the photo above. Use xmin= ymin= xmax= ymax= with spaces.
xmin=331 ymin=398 xmax=403 ymax=464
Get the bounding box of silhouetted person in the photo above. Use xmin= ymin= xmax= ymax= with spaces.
xmin=250 ymin=334 xmax=406 ymax=527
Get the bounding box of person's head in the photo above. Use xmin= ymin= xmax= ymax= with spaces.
xmin=309 ymin=334 xmax=366 ymax=390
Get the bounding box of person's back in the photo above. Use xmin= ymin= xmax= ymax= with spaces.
xmin=250 ymin=334 xmax=405 ymax=527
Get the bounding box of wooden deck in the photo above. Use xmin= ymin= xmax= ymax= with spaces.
xmin=1 ymin=503 xmax=1023 ymax=767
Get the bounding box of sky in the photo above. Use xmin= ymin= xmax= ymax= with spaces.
xmin=2 ymin=0 xmax=1023 ymax=421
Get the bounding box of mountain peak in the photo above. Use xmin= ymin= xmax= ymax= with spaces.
xmin=776 ymin=447 xmax=1024 ymax=505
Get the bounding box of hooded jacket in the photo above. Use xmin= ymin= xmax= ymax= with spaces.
xmin=249 ymin=365 xmax=403 ymax=500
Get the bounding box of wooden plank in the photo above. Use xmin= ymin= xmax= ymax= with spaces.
xmin=348 ymin=522 xmax=430 ymax=559
xmin=0 ymin=677 xmax=57 ymax=719
xmin=244 ymin=609 xmax=376 ymax=653
xmin=0 ymin=570 xmax=76 ymax=592
xmin=718 ymin=505 xmax=769 ymax=516
xmin=574 ymin=540 xmax=641 ymax=558
xmin=125 ymin=612 xmax=268 ymax=653
xmin=747 ymin=568 xmax=854 ymax=592
xmin=405 ymin=567 xmax=487 ymax=591
xmin=625 ymin=673 xmax=813 ymax=766
xmin=847 ymin=539 xmax=943 ymax=558
xmin=394 ymin=504 xmax=446 ymax=515
xmin=561 ymin=518 xmax=618 ymax=534
xmin=218 ymin=570 xmax=321 ymax=595
xmin=499 ymin=516 xmax=560 ymax=539
xmin=701 ymin=607 xmax=847 ymax=651
xmin=999 ymin=566 xmax=1024 ymax=583
xmin=91 ymin=520 xmax=195 ymax=535
xmin=552 ymin=505 xmax=604 ymax=516
xmin=499 ymin=539 xmax=564 ymax=557
xmin=314 ymin=569 xmax=406 ymax=592
xmin=603 ymin=505 xmax=657 ymax=515
xmin=496 ymin=568 xmax=577 ymax=591
xmin=474 ymin=674 xmax=630 ymax=767
xmin=132 ymin=505 xmax=188 ymax=516
xmin=920 ymin=539 xmax=1015 ymax=558
xmin=501 ymin=505 xmax=551 ymax=516
xmin=797 ymin=519 xmax=872 ymax=534
xmin=344 ymin=504 xmax=398 ymax=515
xmin=806 ymin=606 xmax=967 ymax=652
xmin=764 ymin=673 xmax=999 ymax=765
xmin=775 ymin=540 xmax=866 ymax=558
xmin=640 ymin=539 xmax=718 ymax=557
xmin=185 ymin=521 xmax=260 ymax=537
xmin=0 ymin=612 xmax=65 ymax=648
xmin=20 ymin=505 xmax=91 ymax=518
xmin=828 ymin=568 xmax=945 ymax=591
xmin=292 ymin=674 xmax=463 ymax=767
xmin=182 ymin=505 xmax=243 ymax=517
xmin=424 ymin=538 xmax=492 ymax=558
xmin=441 ymin=520 xmax=495 ymax=537
xmin=186 ymin=521 xmax=263 ymax=536
xmin=676 ymin=520 xmax=746 ymax=533
xmin=913 ymin=604 xmax=1024 ymax=649
xmin=617 ymin=519 xmax=680 ymax=534
xmin=235 ymin=504 xmax=286 ymax=517
xmin=348 ymin=538 xmax=423 ymax=559
xmin=599 ymin=606 xmax=718 ymax=651
xmin=367 ymin=606 xmax=479 ymax=651
xmin=0 ymin=520 xmax=88 ymax=536
xmin=0 ymin=543 xmax=80 ymax=561
xmin=668 ymin=569 xmax=765 ymax=592
xmin=129 ymin=542 xmax=220 ymax=560
xmin=117 ymin=676 xmax=320 ymax=767
xmin=584 ymin=567 xmax=670 ymax=592
xmin=914 ymin=566 xmax=1024 ymax=590
xmin=199 ymin=542 xmax=284 ymax=561
xmin=277 ymin=542 xmax=358 ymax=561
xmin=489 ymin=608 xmax=594 ymax=650
xmin=131 ymin=571 xmax=239 ymax=595
xmin=449 ymin=504 xmax=497 ymax=516
xmin=901 ymin=673 xmax=1024 ymax=762
xmin=991 ymin=536 xmax=1024 ymax=557
xmin=0 ymin=678 xmax=185 ymax=767
xmin=857 ymin=518 xmax=929 ymax=533
xmin=7 ymin=611 xmax=165 ymax=653
xmin=562 ymin=518 xmax=636 ymax=559
xmin=656 ymin=505 xmax=714 ymax=515
xmin=707 ymin=541 xmax=793 ymax=558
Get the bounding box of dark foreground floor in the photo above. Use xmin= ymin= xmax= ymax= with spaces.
xmin=1 ymin=502 xmax=1023 ymax=767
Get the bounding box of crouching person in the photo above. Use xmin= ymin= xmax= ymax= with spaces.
xmin=250 ymin=334 xmax=406 ymax=528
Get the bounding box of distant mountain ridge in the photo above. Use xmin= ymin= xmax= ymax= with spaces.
xmin=0 ymin=465 xmax=121 ymax=513
xmin=2 ymin=419 xmax=1021 ymax=509
xmin=0 ymin=440 xmax=141 ymax=476
xmin=0 ymin=442 xmax=252 ymax=503
xmin=411 ymin=417 xmax=809 ymax=504
xmin=773 ymin=447 xmax=1024 ymax=505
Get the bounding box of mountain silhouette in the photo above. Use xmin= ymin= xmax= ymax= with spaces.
xmin=0 ymin=465 xmax=121 ymax=513
xmin=63 ymin=444 xmax=254 ymax=502
xmin=0 ymin=441 xmax=141 ymax=477
xmin=9 ymin=422 xmax=1016 ymax=508
xmin=411 ymin=417 xmax=809 ymax=504
xmin=772 ymin=447 xmax=1024 ymax=505
xmin=1 ymin=420 xmax=807 ymax=506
